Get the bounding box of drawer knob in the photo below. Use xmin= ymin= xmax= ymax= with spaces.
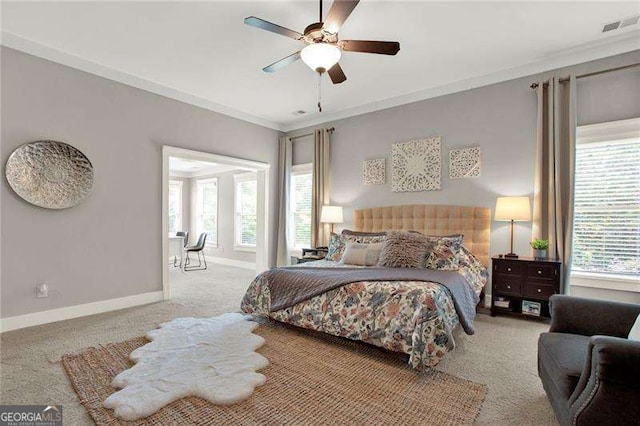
xmin=507 ymin=285 xmax=511 ymax=289
xmin=507 ymin=267 xmax=512 ymax=272
xmin=538 ymin=270 xmax=542 ymax=275
xmin=537 ymin=288 xmax=542 ymax=293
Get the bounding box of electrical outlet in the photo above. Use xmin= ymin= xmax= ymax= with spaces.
xmin=36 ymin=283 xmax=49 ymax=298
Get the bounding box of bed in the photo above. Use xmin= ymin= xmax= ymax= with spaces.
xmin=241 ymin=204 xmax=490 ymax=369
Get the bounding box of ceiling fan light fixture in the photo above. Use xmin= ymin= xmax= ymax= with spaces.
xmin=301 ymin=42 xmax=341 ymax=73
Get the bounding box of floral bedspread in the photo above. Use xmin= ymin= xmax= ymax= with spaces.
xmin=241 ymin=248 xmax=487 ymax=369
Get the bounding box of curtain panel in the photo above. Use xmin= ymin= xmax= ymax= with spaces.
xmin=532 ymin=76 xmax=577 ymax=293
xmin=276 ymin=136 xmax=293 ymax=266
xmin=311 ymin=129 xmax=331 ymax=248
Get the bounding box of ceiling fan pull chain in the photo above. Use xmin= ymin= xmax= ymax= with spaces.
xmin=317 ymin=73 xmax=323 ymax=112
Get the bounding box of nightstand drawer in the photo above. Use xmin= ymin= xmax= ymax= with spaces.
xmin=524 ymin=282 xmax=556 ymax=299
xmin=494 ymin=277 xmax=522 ymax=296
xmin=495 ymin=261 xmax=523 ymax=276
xmin=527 ymin=264 xmax=556 ymax=280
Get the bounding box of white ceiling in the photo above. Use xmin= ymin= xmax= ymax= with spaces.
xmin=2 ymin=1 xmax=639 ymax=131
xmin=169 ymin=157 xmax=240 ymax=178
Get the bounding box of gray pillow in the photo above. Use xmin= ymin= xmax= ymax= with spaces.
xmin=377 ymin=231 xmax=430 ymax=268
xmin=340 ymin=242 xmax=383 ymax=266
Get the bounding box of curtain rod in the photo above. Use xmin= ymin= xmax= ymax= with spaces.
xmin=529 ymin=62 xmax=640 ymax=89
xmin=289 ymin=127 xmax=335 ymax=141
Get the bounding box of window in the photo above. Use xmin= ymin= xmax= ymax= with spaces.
xmin=234 ymin=172 xmax=258 ymax=249
xmin=168 ymin=180 xmax=183 ymax=234
xmin=572 ymin=119 xmax=640 ymax=278
xmin=196 ymin=178 xmax=218 ymax=246
xmin=290 ymin=163 xmax=313 ymax=250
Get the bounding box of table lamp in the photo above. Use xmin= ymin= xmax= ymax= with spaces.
xmin=320 ymin=205 xmax=344 ymax=233
xmin=495 ymin=196 xmax=531 ymax=258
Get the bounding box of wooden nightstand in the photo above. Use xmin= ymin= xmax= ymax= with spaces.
xmin=296 ymin=247 xmax=328 ymax=264
xmin=491 ymin=256 xmax=561 ymax=319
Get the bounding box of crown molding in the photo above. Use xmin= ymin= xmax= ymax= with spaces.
xmin=282 ymin=31 xmax=640 ymax=132
xmin=1 ymin=29 xmax=638 ymax=134
xmin=0 ymin=31 xmax=284 ymax=132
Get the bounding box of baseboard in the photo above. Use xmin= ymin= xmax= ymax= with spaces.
xmin=0 ymin=291 xmax=164 ymax=333
xmin=206 ymin=256 xmax=256 ymax=270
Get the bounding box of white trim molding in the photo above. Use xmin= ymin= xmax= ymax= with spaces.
xmin=0 ymin=31 xmax=283 ymax=131
xmin=2 ymin=29 xmax=638 ymax=133
xmin=577 ymin=117 xmax=640 ymax=144
xmin=206 ymin=256 xmax=256 ymax=271
xmin=0 ymin=291 xmax=164 ymax=333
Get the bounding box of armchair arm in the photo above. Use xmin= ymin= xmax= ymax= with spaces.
xmin=549 ymin=295 xmax=640 ymax=338
xmin=569 ymin=336 xmax=640 ymax=425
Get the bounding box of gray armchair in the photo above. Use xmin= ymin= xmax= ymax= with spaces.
xmin=538 ymin=295 xmax=640 ymax=425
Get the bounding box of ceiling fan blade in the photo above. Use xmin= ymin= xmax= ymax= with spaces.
xmin=328 ymin=63 xmax=347 ymax=84
xmin=340 ymin=40 xmax=400 ymax=55
xmin=263 ymin=51 xmax=302 ymax=73
xmin=323 ymin=0 xmax=360 ymax=34
xmin=244 ymin=16 xmax=303 ymax=40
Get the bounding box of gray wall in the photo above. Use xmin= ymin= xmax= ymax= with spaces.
xmin=287 ymin=50 xmax=640 ymax=265
xmin=1 ymin=47 xmax=280 ymax=318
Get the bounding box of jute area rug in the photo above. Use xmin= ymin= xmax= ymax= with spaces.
xmin=62 ymin=321 xmax=487 ymax=425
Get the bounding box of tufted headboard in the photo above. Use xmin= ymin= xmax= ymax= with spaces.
xmin=353 ymin=204 xmax=491 ymax=267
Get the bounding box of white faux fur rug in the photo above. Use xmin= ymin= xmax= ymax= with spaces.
xmin=103 ymin=313 xmax=268 ymax=421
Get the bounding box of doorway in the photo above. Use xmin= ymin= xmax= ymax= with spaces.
xmin=162 ymin=146 xmax=270 ymax=300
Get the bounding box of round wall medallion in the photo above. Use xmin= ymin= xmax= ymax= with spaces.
xmin=5 ymin=140 xmax=94 ymax=209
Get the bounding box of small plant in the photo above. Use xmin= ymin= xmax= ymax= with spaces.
xmin=530 ymin=239 xmax=549 ymax=250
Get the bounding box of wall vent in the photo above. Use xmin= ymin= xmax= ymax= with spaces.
xmin=603 ymin=15 xmax=639 ymax=32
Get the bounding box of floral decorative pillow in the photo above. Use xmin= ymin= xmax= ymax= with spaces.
xmin=377 ymin=231 xmax=430 ymax=268
xmin=325 ymin=230 xmax=387 ymax=262
xmin=325 ymin=233 xmax=343 ymax=261
xmin=423 ymin=234 xmax=464 ymax=270
xmin=457 ymin=246 xmax=489 ymax=295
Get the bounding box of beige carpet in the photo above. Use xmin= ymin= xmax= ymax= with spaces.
xmin=63 ymin=321 xmax=486 ymax=425
xmin=1 ymin=263 xmax=558 ymax=425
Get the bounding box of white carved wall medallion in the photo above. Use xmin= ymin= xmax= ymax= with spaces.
xmin=449 ymin=147 xmax=481 ymax=179
xmin=391 ymin=137 xmax=441 ymax=192
xmin=362 ymin=158 xmax=385 ymax=185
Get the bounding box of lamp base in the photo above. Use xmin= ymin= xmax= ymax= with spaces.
xmin=504 ymin=253 xmax=519 ymax=259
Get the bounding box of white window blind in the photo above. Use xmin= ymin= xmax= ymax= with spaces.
xmin=290 ymin=164 xmax=313 ymax=250
xmin=235 ymin=173 xmax=257 ymax=248
xmin=573 ymin=137 xmax=640 ymax=276
xmin=196 ymin=178 xmax=218 ymax=246
xmin=168 ymin=180 xmax=183 ymax=234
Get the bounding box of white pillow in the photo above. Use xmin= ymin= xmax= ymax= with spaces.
xmin=340 ymin=242 xmax=383 ymax=266
xmin=629 ymin=314 xmax=640 ymax=342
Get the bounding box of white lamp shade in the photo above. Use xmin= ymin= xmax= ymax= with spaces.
xmin=301 ymin=43 xmax=341 ymax=72
xmin=495 ymin=197 xmax=531 ymax=221
xmin=320 ymin=205 xmax=344 ymax=224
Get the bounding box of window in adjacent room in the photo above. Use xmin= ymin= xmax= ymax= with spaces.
xmin=196 ymin=177 xmax=218 ymax=246
xmin=572 ymin=118 xmax=640 ymax=280
xmin=168 ymin=180 xmax=183 ymax=234
xmin=234 ymin=172 xmax=258 ymax=250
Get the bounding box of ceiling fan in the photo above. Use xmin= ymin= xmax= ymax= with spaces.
xmin=244 ymin=0 xmax=400 ymax=85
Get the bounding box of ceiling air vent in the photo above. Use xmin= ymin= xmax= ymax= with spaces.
xmin=620 ymin=16 xmax=639 ymax=28
xmin=603 ymin=15 xmax=639 ymax=32
xmin=603 ymin=21 xmax=620 ymax=32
